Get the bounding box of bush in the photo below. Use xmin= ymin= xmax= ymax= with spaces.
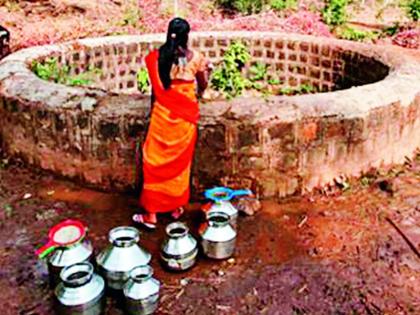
xmin=215 ymin=0 xmax=297 ymax=14
xmin=383 ymin=23 xmax=400 ymax=36
xmin=215 ymin=0 xmax=266 ymax=14
xmin=406 ymin=0 xmax=420 ymax=21
xmin=270 ymin=0 xmax=298 ymax=11
xmin=336 ymin=26 xmax=378 ymax=42
xmin=322 ymin=0 xmax=348 ymax=26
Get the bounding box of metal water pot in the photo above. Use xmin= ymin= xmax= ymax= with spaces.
xmin=207 ymin=200 xmax=238 ymax=230
xmin=96 ymin=226 xmax=151 ymax=290
xmin=160 ymin=222 xmax=198 ymax=271
xmin=54 ymin=262 xmax=105 ymax=315
xmin=48 ymin=239 xmax=94 ymax=287
xmin=200 ymin=212 xmax=236 ymax=259
xmin=123 ymin=265 xmax=160 ymax=315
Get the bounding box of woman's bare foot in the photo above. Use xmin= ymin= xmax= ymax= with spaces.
xmin=133 ymin=213 xmax=157 ymax=229
xmin=171 ymin=207 xmax=184 ymax=220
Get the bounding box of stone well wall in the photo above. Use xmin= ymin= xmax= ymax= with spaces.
xmin=0 ymin=32 xmax=419 ymax=198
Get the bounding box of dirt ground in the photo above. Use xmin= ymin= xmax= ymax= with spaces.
xmin=0 ymin=149 xmax=419 ymax=315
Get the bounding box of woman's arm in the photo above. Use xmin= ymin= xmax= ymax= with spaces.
xmin=196 ymin=71 xmax=208 ymax=97
xmin=196 ymin=61 xmax=213 ymax=97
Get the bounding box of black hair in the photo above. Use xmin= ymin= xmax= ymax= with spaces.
xmin=158 ymin=17 xmax=190 ymax=90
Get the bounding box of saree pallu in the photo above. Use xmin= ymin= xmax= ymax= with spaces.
xmin=140 ymin=50 xmax=199 ymax=213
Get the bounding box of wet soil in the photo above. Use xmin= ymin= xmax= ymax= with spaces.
xmin=0 ymin=153 xmax=419 ymax=315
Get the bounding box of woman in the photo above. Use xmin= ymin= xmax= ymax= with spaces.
xmin=133 ymin=18 xmax=211 ymax=228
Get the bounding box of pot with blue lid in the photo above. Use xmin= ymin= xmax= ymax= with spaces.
xmin=204 ymin=187 xmax=252 ymax=230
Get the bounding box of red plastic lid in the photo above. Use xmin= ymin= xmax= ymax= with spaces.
xmin=48 ymin=219 xmax=86 ymax=246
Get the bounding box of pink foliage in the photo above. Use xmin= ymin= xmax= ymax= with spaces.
xmin=138 ymin=0 xmax=331 ymax=37
xmin=0 ymin=0 xmax=332 ymax=51
xmin=0 ymin=2 xmax=122 ymax=51
xmin=393 ymin=29 xmax=420 ymax=49
xmin=281 ymin=11 xmax=332 ymax=37
xmin=2 ymin=0 xmax=415 ymax=52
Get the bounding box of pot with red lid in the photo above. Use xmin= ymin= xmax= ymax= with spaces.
xmin=35 ymin=219 xmax=94 ymax=287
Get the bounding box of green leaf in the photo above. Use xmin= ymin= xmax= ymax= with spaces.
xmin=136 ymin=68 xmax=150 ymax=93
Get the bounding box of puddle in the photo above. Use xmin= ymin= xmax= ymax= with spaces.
xmin=36 ymin=179 xmax=305 ymax=286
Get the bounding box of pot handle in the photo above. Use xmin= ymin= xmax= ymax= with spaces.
xmin=35 ymin=240 xmax=57 ymax=259
xmin=230 ymin=189 xmax=252 ymax=198
xmin=205 ymin=187 xmax=252 ymax=202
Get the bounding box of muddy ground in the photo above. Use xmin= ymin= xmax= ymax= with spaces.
xmin=0 ymin=152 xmax=419 ymax=315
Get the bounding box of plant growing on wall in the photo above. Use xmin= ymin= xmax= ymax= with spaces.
xmin=247 ymin=62 xmax=281 ymax=93
xmin=32 ymin=58 xmax=69 ymax=84
xmin=278 ymin=84 xmax=317 ymax=95
xmin=210 ymin=41 xmax=251 ymax=98
xmin=249 ymin=62 xmax=268 ymax=82
xmin=32 ymin=58 xmax=101 ymax=87
xmin=136 ymin=68 xmax=150 ymax=93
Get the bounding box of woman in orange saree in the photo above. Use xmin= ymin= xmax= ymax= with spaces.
xmin=133 ymin=18 xmax=210 ymax=228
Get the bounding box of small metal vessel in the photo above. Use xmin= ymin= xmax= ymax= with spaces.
xmin=207 ymin=200 xmax=238 ymax=230
xmin=123 ymin=265 xmax=160 ymax=315
xmin=54 ymin=262 xmax=105 ymax=315
xmin=96 ymin=226 xmax=151 ymax=290
xmin=160 ymin=222 xmax=198 ymax=271
xmin=200 ymin=212 xmax=236 ymax=260
xmin=48 ymin=239 xmax=94 ymax=287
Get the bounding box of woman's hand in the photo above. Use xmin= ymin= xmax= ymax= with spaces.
xmin=206 ymin=62 xmax=214 ymax=76
xmin=196 ymin=60 xmax=213 ymax=98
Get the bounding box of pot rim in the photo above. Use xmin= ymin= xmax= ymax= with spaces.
xmin=165 ymin=222 xmax=189 ymax=239
xmin=109 ymin=226 xmax=140 ymax=247
xmin=129 ymin=265 xmax=153 ymax=283
xmin=207 ymin=212 xmax=230 ymax=227
xmin=60 ymin=262 xmax=94 ymax=287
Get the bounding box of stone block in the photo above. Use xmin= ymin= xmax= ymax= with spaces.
xmin=99 ymin=122 xmax=120 ymax=140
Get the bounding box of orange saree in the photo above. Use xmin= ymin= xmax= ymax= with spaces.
xmin=140 ymin=50 xmax=199 ymax=213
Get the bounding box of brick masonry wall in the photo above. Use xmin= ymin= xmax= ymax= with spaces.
xmin=34 ymin=33 xmax=389 ymax=94
xmin=0 ymin=32 xmax=419 ymax=198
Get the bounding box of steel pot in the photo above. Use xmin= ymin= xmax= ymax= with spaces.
xmin=200 ymin=212 xmax=236 ymax=259
xmin=123 ymin=265 xmax=160 ymax=315
xmin=54 ymin=262 xmax=105 ymax=315
xmin=160 ymin=222 xmax=198 ymax=271
xmin=48 ymin=239 xmax=94 ymax=288
xmin=206 ymin=200 xmax=238 ymax=230
xmin=96 ymin=226 xmax=151 ymax=290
